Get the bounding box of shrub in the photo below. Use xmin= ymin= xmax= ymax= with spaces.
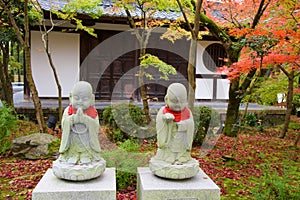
xmin=101 ymin=149 xmax=149 ymax=190
xmin=244 ymin=112 xmax=258 ymax=127
xmin=193 ymin=106 xmax=220 ymax=145
xmin=0 ymin=103 xmax=17 ymax=154
xmin=102 ymin=103 xmax=150 ymax=142
xmin=292 ymin=92 xmax=300 ymax=114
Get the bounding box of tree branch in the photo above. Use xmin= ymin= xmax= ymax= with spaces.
xmin=199 ymin=12 xmax=231 ymax=44
xmin=278 ymin=64 xmax=291 ymax=78
xmin=240 ymin=68 xmax=257 ymax=91
xmin=176 ymin=0 xmax=196 ymax=39
xmin=193 ymin=0 xmax=203 ymax=38
xmin=124 ymin=6 xmax=142 ymax=42
xmin=0 ymin=0 xmax=24 ymax=45
xmin=251 ymin=0 xmax=271 ymax=28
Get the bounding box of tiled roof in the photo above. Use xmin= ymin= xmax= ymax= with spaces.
xmin=38 ymin=0 xmax=182 ymax=20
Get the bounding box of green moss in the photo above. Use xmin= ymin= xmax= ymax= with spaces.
xmin=48 ymin=139 xmax=61 ymax=157
xmin=289 ymin=122 xmax=300 ymax=130
xmin=101 ymin=148 xmax=150 ymax=190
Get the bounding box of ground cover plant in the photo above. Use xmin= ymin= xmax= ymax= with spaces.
xmin=0 ymin=115 xmax=299 ymax=199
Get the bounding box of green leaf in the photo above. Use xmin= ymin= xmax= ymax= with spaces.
xmin=140 ymin=54 xmax=177 ymax=80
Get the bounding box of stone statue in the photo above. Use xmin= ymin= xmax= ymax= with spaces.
xmin=52 ymin=81 xmax=106 ymax=181
xmin=149 ymin=83 xmax=199 ymax=179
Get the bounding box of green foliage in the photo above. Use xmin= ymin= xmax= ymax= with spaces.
xmin=61 ymin=0 xmax=104 ymax=19
xmin=248 ymin=74 xmax=287 ymax=105
xmin=161 ymin=25 xmax=190 ymax=43
xmin=288 ymin=122 xmax=300 ymax=130
xmin=51 ymin=0 xmax=104 ymax=37
xmin=118 ymin=139 xmax=140 ymax=152
xmin=292 ymin=92 xmax=300 ymax=108
xmin=102 ymin=104 xmax=113 ymax=125
xmin=28 ymin=3 xmax=42 ymax=25
xmin=140 ymin=54 xmax=177 ymax=80
xmin=244 ymin=112 xmax=258 ymax=127
xmin=240 ymin=35 xmax=278 ymax=57
xmin=115 ymin=0 xmax=178 ymax=13
xmin=103 ymin=103 xmax=147 ymax=129
xmin=102 ymin=103 xmax=152 ymax=142
xmin=0 ymin=103 xmax=17 ymax=154
xmin=101 ymin=148 xmax=149 ymax=190
xmin=193 ymin=106 xmax=220 ymax=145
xmin=251 ymin=166 xmax=300 ymax=200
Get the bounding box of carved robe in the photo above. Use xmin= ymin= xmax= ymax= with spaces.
xmin=58 ymin=105 xmax=101 ymax=164
xmin=154 ymin=106 xmax=194 ymax=164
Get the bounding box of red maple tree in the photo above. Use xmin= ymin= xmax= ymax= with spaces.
xmin=202 ymin=0 xmax=299 ymax=136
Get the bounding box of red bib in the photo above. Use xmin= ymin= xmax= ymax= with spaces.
xmin=68 ymin=105 xmax=98 ymax=119
xmin=163 ymin=107 xmax=190 ymax=122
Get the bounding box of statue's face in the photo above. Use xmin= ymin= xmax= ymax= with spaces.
xmin=166 ymin=92 xmax=186 ymax=111
xmin=72 ymin=89 xmax=92 ymax=110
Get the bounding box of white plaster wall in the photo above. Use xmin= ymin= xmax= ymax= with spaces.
xmin=195 ymin=79 xmax=213 ymax=99
xmin=217 ymin=79 xmax=230 ymax=99
xmin=31 ymin=31 xmax=79 ymax=97
xmin=195 ymin=41 xmax=229 ymax=100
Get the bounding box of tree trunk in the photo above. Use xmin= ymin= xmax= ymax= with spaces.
xmin=124 ymin=7 xmax=151 ymax=124
xmin=24 ymin=48 xmax=47 ymax=132
xmin=46 ymin=51 xmax=62 ymax=125
xmin=44 ymin=34 xmax=63 ymax=125
xmin=187 ymin=39 xmax=197 ymax=112
xmin=223 ymin=79 xmax=242 ymax=137
xmin=0 ymin=0 xmax=47 ymax=131
xmin=294 ymin=132 xmax=300 ymax=146
xmin=176 ymin=0 xmax=202 ymax=111
xmin=279 ymin=71 xmax=294 ymax=138
xmin=0 ymin=56 xmax=6 ymax=102
xmin=139 ymin=47 xmax=151 ymax=124
xmin=0 ymin=43 xmax=14 ymax=107
xmin=17 ymin=44 xmax=21 ymax=82
xmin=24 ymin=0 xmax=47 ymax=132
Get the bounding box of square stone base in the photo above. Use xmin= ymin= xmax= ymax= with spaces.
xmin=137 ymin=167 xmax=220 ymax=200
xmin=32 ymin=168 xmax=116 ymax=200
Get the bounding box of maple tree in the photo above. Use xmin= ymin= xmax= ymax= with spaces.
xmin=219 ymin=0 xmax=300 ymax=138
xmin=0 ymin=0 xmax=48 ymax=132
xmin=113 ymin=0 xmax=178 ymax=123
xmin=262 ymin=0 xmax=299 ymax=138
xmin=177 ymin=0 xmax=203 ymax=111
xmin=30 ymin=0 xmax=105 ymax=125
xmin=1 ymin=0 xmax=107 ymax=125
xmin=162 ymin=0 xmax=275 ymax=136
xmin=179 ymin=0 xmax=299 ymax=137
xmin=0 ymin=3 xmax=16 ymax=108
xmin=200 ymin=0 xmax=273 ymax=137
xmin=171 ymin=0 xmax=202 ymax=111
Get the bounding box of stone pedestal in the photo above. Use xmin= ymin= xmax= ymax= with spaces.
xmin=137 ymin=167 xmax=220 ymax=200
xmin=32 ymin=168 xmax=116 ymax=200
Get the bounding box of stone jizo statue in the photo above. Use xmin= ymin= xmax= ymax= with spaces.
xmin=52 ymin=81 xmax=106 ymax=181
xmin=149 ymin=83 xmax=199 ymax=179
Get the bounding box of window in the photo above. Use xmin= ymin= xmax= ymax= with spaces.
xmin=203 ymin=43 xmax=227 ymax=72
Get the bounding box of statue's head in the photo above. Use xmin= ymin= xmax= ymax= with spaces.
xmin=165 ymin=83 xmax=187 ymax=111
xmin=70 ymin=81 xmax=94 ymax=110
